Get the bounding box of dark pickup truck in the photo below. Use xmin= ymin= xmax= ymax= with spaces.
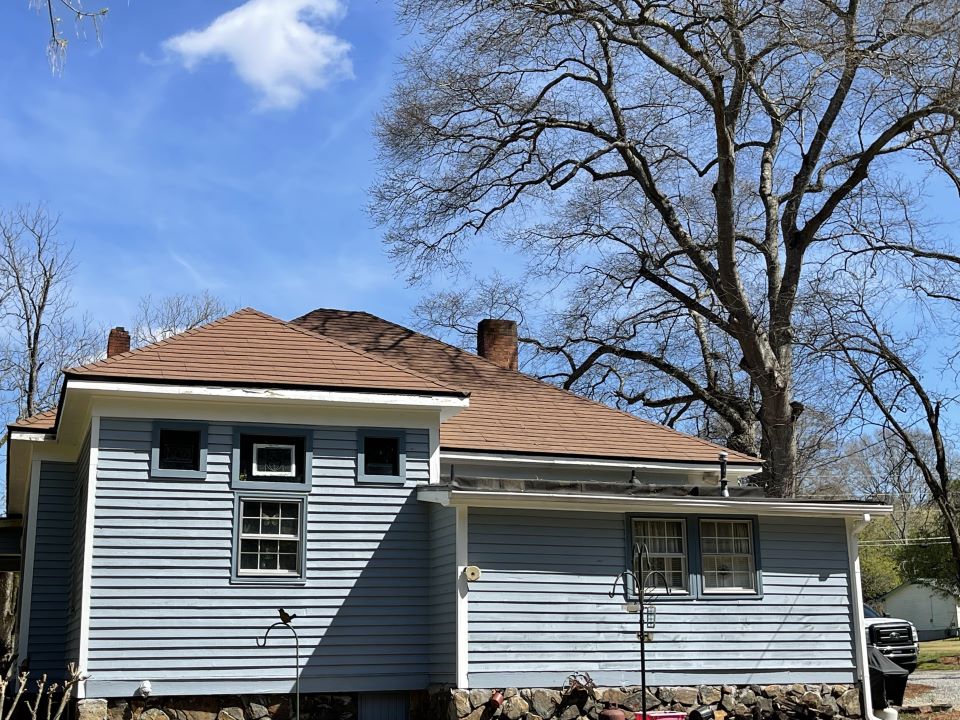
xmin=864 ymin=605 xmax=919 ymax=673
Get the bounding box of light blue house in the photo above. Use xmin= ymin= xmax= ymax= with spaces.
xmin=6 ymin=308 xmax=890 ymax=720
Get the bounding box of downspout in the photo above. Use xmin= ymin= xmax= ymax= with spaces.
xmin=846 ymin=514 xmax=884 ymax=720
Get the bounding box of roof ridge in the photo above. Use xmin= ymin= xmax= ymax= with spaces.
xmin=246 ymin=308 xmax=466 ymax=396
xmin=295 ymin=309 xmax=759 ymax=464
xmin=65 ymin=308 xmax=258 ymax=375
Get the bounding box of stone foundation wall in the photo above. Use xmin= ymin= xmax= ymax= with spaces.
xmin=74 ymin=684 xmax=863 ymax=720
xmin=78 ymin=695 xmax=356 ymax=720
xmin=430 ymin=683 xmax=863 ymax=720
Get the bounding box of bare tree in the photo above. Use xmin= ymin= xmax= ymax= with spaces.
xmin=375 ymin=0 xmax=960 ymax=496
xmin=31 ymin=0 xmax=109 ymax=73
xmin=818 ymin=285 xmax=960 ymax=597
xmin=133 ymin=291 xmax=234 ymax=347
xmin=0 ymin=206 xmax=99 ymax=436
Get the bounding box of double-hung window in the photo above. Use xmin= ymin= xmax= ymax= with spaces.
xmin=632 ymin=518 xmax=688 ymax=592
xmin=238 ymin=499 xmax=303 ymax=576
xmin=629 ymin=516 xmax=760 ymax=598
xmin=700 ymin=519 xmax=756 ymax=593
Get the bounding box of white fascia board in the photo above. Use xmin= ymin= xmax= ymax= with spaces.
xmin=439 ymin=450 xmax=762 ymax=479
xmin=9 ymin=432 xmax=56 ymax=443
xmin=67 ymin=379 xmax=469 ymax=411
xmin=417 ymin=487 xmax=892 ymax=519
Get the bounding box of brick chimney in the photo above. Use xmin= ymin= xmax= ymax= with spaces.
xmin=107 ymin=327 xmax=131 ymax=358
xmin=477 ymin=319 xmax=518 ymax=371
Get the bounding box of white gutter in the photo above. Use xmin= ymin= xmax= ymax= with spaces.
xmin=418 ymin=487 xmax=893 ymax=519
xmin=440 ymin=450 xmax=762 ymax=479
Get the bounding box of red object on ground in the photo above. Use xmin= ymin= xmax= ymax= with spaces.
xmin=638 ymin=712 xmax=686 ymax=720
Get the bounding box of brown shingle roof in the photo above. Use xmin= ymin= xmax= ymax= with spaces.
xmin=64 ymin=308 xmax=464 ymax=396
xmin=292 ymin=309 xmax=760 ymax=466
xmin=8 ymin=408 xmax=57 ymax=432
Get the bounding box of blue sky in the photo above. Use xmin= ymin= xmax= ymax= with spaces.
xmin=1 ymin=0 xmax=430 ymax=328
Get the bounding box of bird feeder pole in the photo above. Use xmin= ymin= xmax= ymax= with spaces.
xmin=257 ymin=615 xmax=300 ymax=720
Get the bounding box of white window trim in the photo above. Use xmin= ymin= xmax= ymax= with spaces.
xmin=236 ymin=497 xmax=304 ymax=579
xmin=633 ymin=517 xmax=689 ymax=593
xmin=700 ymin=518 xmax=756 ymax=594
xmin=251 ymin=443 xmax=297 ymax=477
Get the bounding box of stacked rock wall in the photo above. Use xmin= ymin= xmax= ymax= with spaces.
xmin=75 ymin=684 xmax=862 ymax=720
xmin=429 ymin=683 xmax=863 ymax=720
xmin=78 ymin=695 xmax=356 ymax=720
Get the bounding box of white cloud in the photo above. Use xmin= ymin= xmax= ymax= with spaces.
xmin=164 ymin=0 xmax=353 ymax=110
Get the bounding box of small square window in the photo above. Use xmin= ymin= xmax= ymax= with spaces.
xmin=151 ymin=422 xmax=208 ymax=479
xmin=357 ymin=430 xmax=406 ymax=484
xmin=365 ymin=436 xmax=400 ymax=476
xmin=158 ymin=429 xmax=201 ymax=471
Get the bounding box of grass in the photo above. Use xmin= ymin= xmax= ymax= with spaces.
xmin=918 ymin=638 xmax=960 ymax=671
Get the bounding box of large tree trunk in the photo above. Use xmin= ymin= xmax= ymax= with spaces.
xmin=758 ymin=387 xmax=799 ymax=497
xmin=0 ymin=571 xmax=20 ymax=673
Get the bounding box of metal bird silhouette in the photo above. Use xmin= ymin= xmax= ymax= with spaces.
xmin=278 ymin=608 xmax=297 ymax=625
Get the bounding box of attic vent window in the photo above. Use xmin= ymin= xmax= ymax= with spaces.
xmin=159 ymin=429 xmax=201 ymax=471
xmin=357 ymin=430 xmax=406 ymax=484
xmin=151 ymin=422 xmax=208 ymax=479
xmin=252 ymin=443 xmax=296 ymax=477
xmin=231 ymin=427 xmax=313 ymax=492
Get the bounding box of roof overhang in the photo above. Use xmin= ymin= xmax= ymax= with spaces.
xmin=64 ymin=379 xmax=469 ymax=414
xmin=440 ymin=449 xmax=762 ymax=479
xmin=418 ymin=485 xmax=893 ymax=519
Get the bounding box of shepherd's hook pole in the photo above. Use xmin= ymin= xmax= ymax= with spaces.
xmin=257 ymin=621 xmax=300 ymax=720
xmin=609 ymin=543 xmax=671 ymax=720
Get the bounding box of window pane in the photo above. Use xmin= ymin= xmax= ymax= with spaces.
xmin=279 ymin=553 xmax=298 ymax=571
xmin=243 ymin=502 xmax=261 ymax=518
xmin=242 ymin=518 xmax=260 ymax=534
xmin=262 ymin=517 xmax=280 ymax=535
xmin=259 ymin=552 xmax=278 ymax=570
xmin=158 ymin=428 xmax=201 ymax=471
xmin=365 ymin=436 xmax=400 ymax=476
xmin=240 ymin=553 xmax=258 ymax=570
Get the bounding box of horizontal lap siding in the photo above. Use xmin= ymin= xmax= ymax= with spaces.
xmin=88 ymin=419 xmax=432 ymax=697
xmin=29 ymin=461 xmax=77 ymax=675
xmin=467 ymin=508 xmax=856 ymax=688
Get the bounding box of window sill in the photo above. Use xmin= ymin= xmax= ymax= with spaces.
xmin=230 ymin=575 xmax=307 ymax=587
xmin=150 ymin=468 xmax=207 ymax=480
xmin=356 ymin=474 xmax=406 ymax=485
xmin=231 ymin=480 xmax=311 ymax=493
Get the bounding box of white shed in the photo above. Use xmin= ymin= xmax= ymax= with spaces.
xmin=883 ymin=582 xmax=960 ymax=641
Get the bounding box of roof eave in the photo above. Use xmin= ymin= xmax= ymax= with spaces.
xmin=64 ymin=377 xmax=471 ymax=411
xmin=417 ymin=486 xmax=893 ymax=519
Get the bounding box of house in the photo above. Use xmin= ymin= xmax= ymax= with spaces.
xmin=882 ymin=582 xmax=959 ymax=641
xmin=5 ymin=308 xmax=891 ymax=720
